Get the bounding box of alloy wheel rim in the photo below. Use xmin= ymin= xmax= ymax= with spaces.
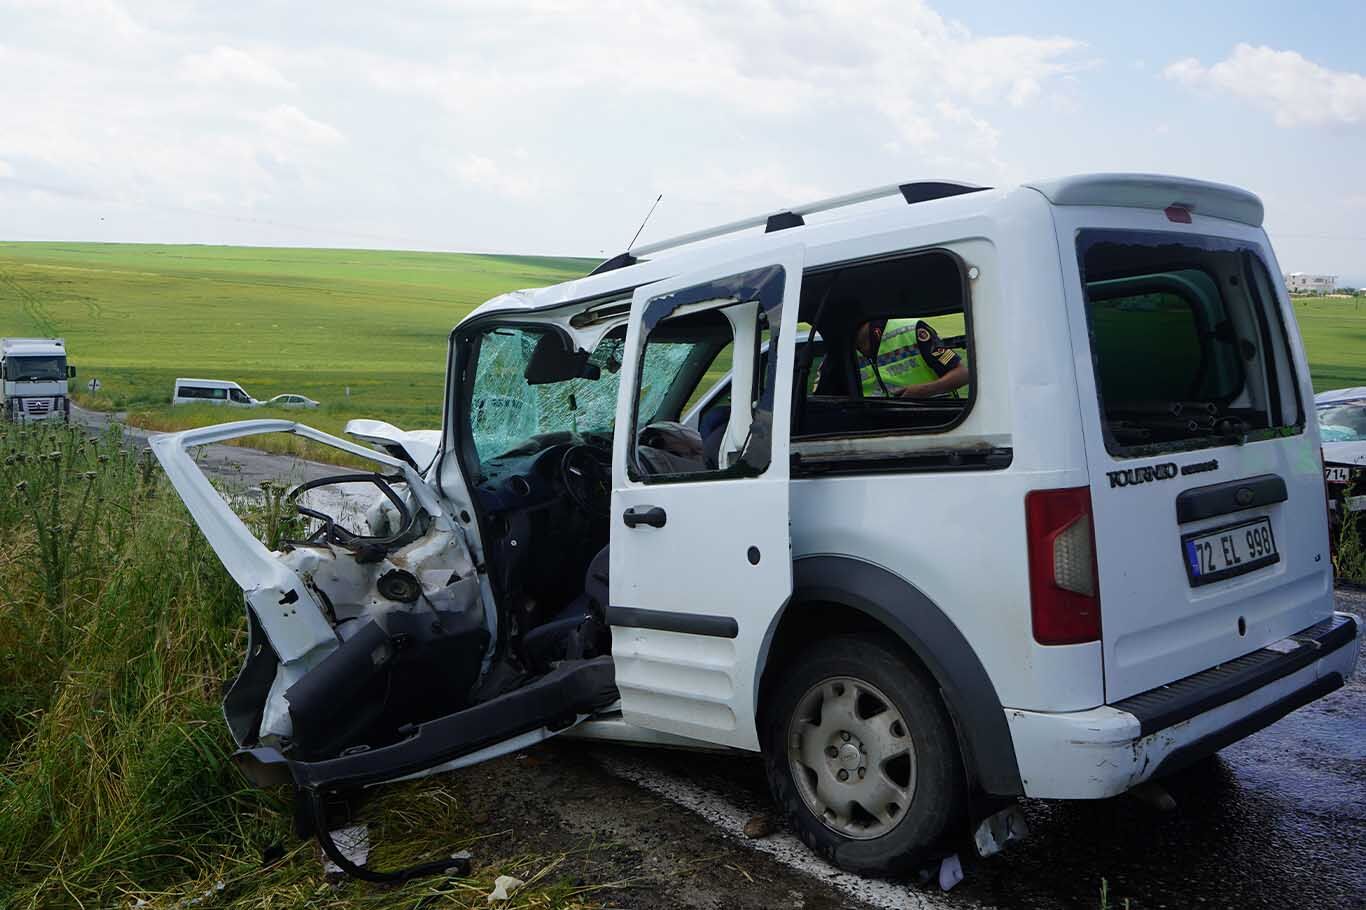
xmin=786 ymin=676 xmax=917 ymax=840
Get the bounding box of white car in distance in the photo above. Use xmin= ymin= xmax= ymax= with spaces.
xmin=267 ymin=394 xmax=320 ymax=409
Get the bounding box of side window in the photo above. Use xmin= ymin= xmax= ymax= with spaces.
xmin=853 ymin=316 xmax=967 ymax=401
xmin=631 ymin=266 xmax=787 ymax=481
xmin=632 ymin=303 xmax=767 ymax=479
xmin=799 ymin=250 xmax=973 ymax=438
xmin=211 ymin=388 xmax=227 ymax=400
xmin=229 ymin=388 xmax=250 ymax=403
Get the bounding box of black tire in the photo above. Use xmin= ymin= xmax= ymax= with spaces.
xmin=761 ymin=635 xmax=965 ymax=876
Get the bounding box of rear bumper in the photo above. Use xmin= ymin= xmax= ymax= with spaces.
xmin=1005 ymin=612 xmax=1360 ymax=799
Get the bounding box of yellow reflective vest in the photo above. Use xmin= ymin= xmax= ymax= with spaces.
xmin=858 ymin=320 xmax=964 ymax=398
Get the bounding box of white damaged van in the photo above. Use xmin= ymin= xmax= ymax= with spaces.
xmin=153 ymin=174 xmax=1360 ymax=881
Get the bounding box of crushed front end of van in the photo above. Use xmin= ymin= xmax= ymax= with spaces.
xmin=151 ymin=419 xmax=619 ymax=881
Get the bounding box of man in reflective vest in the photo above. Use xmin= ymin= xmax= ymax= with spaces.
xmin=856 ymin=317 xmax=969 ymax=399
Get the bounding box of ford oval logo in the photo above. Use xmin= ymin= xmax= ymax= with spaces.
xmin=1235 ymin=487 xmax=1255 ymax=506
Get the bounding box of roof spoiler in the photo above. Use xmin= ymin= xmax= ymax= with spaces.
xmin=1024 ymin=174 xmax=1264 ymax=227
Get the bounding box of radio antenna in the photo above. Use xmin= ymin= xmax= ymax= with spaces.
xmin=626 ymin=194 xmax=662 ymax=251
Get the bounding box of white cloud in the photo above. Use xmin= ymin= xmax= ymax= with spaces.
xmin=248 ymin=105 xmax=344 ymax=146
xmin=661 ymin=164 xmax=831 ymax=210
xmin=0 ymin=160 xmax=13 ymax=178
xmin=346 ymin=1 xmax=1083 ymax=161
xmin=1164 ymin=44 xmax=1366 ymax=128
xmin=7 ymin=0 xmax=147 ymax=41
xmin=453 ymin=154 xmax=537 ymax=200
xmin=181 ymin=46 xmax=294 ymax=89
xmin=0 ymin=0 xmax=1090 ymax=252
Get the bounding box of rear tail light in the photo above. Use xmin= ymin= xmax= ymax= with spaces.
xmin=1025 ymin=487 xmax=1101 ymax=645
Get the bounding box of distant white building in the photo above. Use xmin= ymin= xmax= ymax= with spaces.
xmin=1284 ymin=272 xmax=1338 ymax=294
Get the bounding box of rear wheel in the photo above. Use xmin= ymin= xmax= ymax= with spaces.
xmin=761 ymin=636 xmax=965 ymax=876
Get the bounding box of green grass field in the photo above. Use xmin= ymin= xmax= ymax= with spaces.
xmin=1289 ymin=295 xmax=1366 ymax=391
xmin=0 ymin=242 xmax=597 ymax=440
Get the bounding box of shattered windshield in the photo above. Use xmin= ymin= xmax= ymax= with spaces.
xmin=1318 ymin=402 xmax=1366 ymax=442
xmin=4 ymin=356 xmax=66 ymax=381
xmin=469 ymin=325 xmax=694 ymax=468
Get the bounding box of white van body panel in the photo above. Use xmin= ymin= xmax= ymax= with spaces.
xmin=1049 ymin=204 xmax=1333 ymax=701
xmin=344 ymin=418 xmax=442 ymax=470
xmin=784 ymin=209 xmax=1104 ymax=713
xmin=610 ymin=246 xmax=804 ymax=750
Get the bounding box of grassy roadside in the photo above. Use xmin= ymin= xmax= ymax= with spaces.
xmin=1333 ymin=494 xmax=1366 ymax=585
xmin=0 ymin=422 xmax=603 ymax=908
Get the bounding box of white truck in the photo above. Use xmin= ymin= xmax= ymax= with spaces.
xmin=1 ymin=337 xmax=75 ymax=422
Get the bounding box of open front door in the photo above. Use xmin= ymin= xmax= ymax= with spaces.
xmin=609 ymin=247 xmax=803 ymax=750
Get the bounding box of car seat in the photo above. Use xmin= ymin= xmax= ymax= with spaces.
xmin=699 ymin=405 xmax=731 ymax=468
xmin=521 ymin=545 xmax=610 ymax=671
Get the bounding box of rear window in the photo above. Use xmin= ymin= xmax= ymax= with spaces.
xmin=1077 ymin=230 xmax=1303 ymax=456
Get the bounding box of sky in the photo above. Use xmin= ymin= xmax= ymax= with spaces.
xmin=1 ymin=0 xmax=1364 ymax=283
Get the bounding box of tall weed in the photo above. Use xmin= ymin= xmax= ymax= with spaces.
xmin=0 ymin=422 xmax=598 ymax=909
xmin=1332 ymin=487 xmax=1366 ymax=585
xmin=0 ymin=422 xmax=279 ymax=906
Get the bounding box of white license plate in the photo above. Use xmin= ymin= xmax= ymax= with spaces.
xmin=1325 ymin=465 xmax=1351 ymax=484
xmin=1182 ymin=517 xmax=1279 ymax=587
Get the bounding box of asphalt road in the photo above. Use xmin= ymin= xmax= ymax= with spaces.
xmin=76 ymin=407 xmax=1366 ymax=909
xmin=75 ymin=405 xmax=340 ymax=488
xmin=592 ymin=586 xmax=1365 ymax=910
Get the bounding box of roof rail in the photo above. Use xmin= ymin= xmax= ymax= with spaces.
xmin=586 ymin=180 xmax=988 ymax=275
xmin=632 ymin=179 xmax=986 ymax=258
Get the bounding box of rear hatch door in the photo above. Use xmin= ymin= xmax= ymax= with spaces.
xmin=1053 ymin=205 xmax=1332 ymax=702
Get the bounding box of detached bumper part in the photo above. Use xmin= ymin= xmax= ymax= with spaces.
xmin=290 ymin=655 xmax=618 ymax=790
xmin=236 ymin=656 xmax=618 ymax=883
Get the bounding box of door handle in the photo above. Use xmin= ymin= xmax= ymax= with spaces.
xmin=622 ymin=505 xmax=667 ymax=529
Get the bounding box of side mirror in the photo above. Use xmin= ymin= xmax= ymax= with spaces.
xmin=67 ymin=366 xmax=77 ymax=378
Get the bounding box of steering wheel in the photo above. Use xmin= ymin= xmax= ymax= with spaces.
xmin=559 ymin=444 xmax=612 ymax=516
xmin=285 ymin=472 xmax=417 ymax=550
